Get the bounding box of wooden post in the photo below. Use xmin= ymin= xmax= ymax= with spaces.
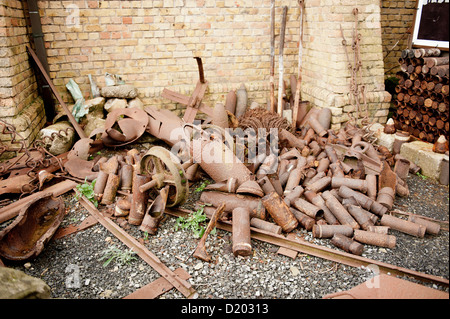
xmin=269 ymin=0 xmax=276 ymax=113
xmin=292 ymin=0 xmax=305 ymax=130
xmin=277 ymin=6 xmax=288 ymax=116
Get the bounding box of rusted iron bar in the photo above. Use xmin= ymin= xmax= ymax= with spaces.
xmin=77 ymin=192 xmax=198 ymax=299
xmin=166 ymin=207 xmax=449 ymax=287
xmin=25 ymin=45 xmax=86 ymax=139
xmin=193 ymin=203 xmax=225 ymax=262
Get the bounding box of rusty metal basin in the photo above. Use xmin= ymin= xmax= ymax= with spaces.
xmin=0 ymin=194 xmax=65 ymax=261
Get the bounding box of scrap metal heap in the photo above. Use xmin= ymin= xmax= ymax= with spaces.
xmin=0 ymin=75 xmax=443 ymax=262
xmin=1 ymin=56 xmax=448 ymax=295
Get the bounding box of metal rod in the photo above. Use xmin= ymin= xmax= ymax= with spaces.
xmin=25 ymin=45 xmax=86 ymax=139
xmin=77 ymin=192 xmax=198 ymax=299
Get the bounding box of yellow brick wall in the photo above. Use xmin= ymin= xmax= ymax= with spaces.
xmin=0 ymin=0 xmax=46 ymax=152
xmin=301 ymin=0 xmax=391 ymax=129
xmin=35 ymin=0 xmax=392 ymax=127
xmin=380 ymin=0 xmax=417 ymax=76
xmin=38 ymin=0 xmax=304 ymax=115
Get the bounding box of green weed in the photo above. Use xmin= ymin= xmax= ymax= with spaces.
xmin=98 ymin=245 xmax=137 ymax=267
xmin=174 ymin=206 xmax=216 ymax=238
xmin=75 ymin=178 xmax=98 ymax=207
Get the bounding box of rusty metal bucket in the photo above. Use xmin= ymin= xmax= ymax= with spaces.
xmin=0 ymin=194 xmax=65 ymax=261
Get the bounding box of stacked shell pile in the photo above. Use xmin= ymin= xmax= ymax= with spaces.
xmin=393 ymin=48 xmax=449 ymax=144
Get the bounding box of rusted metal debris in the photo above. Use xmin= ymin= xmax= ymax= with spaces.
xmin=1 ymin=56 xmax=448 ymax=298
xmin=0 ymin=194 xmax=65 ymax=261
xmin=161 ymin=57 xmax=214 ymax=123
xmin=323 ymin=274 xmax=449 ymax=299
xmin=166 ymin=207 xmax=449 ymax=288
xmin=193 ymin=203 xmax=225 ymax=262
xmin=76 ymin=191 xmax=198 ymax=299
xmin=102 ymin=108 xmax=148 ymax=147
xmin=394 ymin=49 xmax=448 ymax=144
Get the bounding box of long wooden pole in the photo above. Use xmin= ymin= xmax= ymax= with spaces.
xmin=269 ymin=0 xmax=276 ymax=113
xmin=277 ymin=6 xmax=288 ymax=116
xmin=292 ymin=1 xmax=305 ymax=130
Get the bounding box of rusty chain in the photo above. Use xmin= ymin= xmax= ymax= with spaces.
xmin=340 ymin=8 xmax=371 ymax=128
xmin=1 ymin=119 xmax=70 ymax=198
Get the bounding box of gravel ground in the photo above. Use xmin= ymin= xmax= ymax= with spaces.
xmin=1 ymin=172 xmax=448 ymax=300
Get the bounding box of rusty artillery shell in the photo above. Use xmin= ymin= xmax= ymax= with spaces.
xmin=331 ymin=177 xmax=368 ymax=193
xmin=354 ymin=229 xmax=396 ymax=249
xmin=366 ymin=225 xmax=390 ymax=234
xmin=396 ymin=155 xmax=421 ymax=175
xmin=439 ymin=155 xmax=448 ymax=186
xmin=331 ymin=234 xmax=364 ymax=256
xmin=114 ymin=198 xmax=131 ymax=217
xmin=365 ymin=174 xmax=377 ymax=200
xmin=308 ymin=116 xmax=327 ymax=137
xmin=396 ymin=178 xmax=410 ymax=197
xmin=305 ymin=176 xmax=331 ymax=193
xmin=120 ymin=164 xmax=133 ymax=191
xmin=284 ymin=168 xmax=303 ymax=193
xmin=289 ymin=207 xmax=315 ymax=231
xmin=292 ymin=198 xmax=323 ymax=219
xmin=312 ymin=224 xmax=354 ymax=238
xmin=140 ymin=186 xmax=169 ymax=235
xmin=316 ymin=158 xmax=330 ymax=173
xmin=304 ymin=190 xmax=339 ymax=225
xmin=129 ymin=174 xmax=152 ymax=225
xmin=329 ymin=162 xmax=345 ymax=178
xmin=94 ymin=170 xmax=109 ymax=200
xmin=380 ymin=214 xmax=426 ymax=238
xmin=225 ymin=89 xmax=237 ymax=114
xmin=199 ymin=205 xmax=229 ymax=221
xmin=283 ymin=185 xmax=304 ymax=206
xmin=346 ymin=204 xmax=374 ymax=231
xmin=322 ymin=191 xmax=359 ymax=229
xmin=303 ymin=172 xmax=326 ymax=188
xmin=376 ymin=187 xmax=395 ymax=210
xmin=93 ymin=157 xmax=108 ymax=172
xmin=393 ymin=131 xmax=410 ymax=155
xmin=338 ymin=186 xmax=387 ymax=216
xmin=258 ymin=176 xmax=276 ymax=195
xmin=232 ymin=207 xmax=252 ymax=256
xmin=408 ymin=215 xmax=440 ymax=235
xmin=250 ymin=217 xmax=282 ymax=234
xmin=101 ymin=174 xmax=120 ymax=205
xmin=393 ymin=157 xmax=410 ymax=181
xmin=324 ymin=145 xmax=339 ymax=163
xmin=200 ymin=191 xmax=265 ymax=219
xmin=262 ymin=192 xmax=298 ymax=232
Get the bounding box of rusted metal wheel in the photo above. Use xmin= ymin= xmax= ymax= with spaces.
xmin=139 ymin=146 xmax=188 ymax=207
